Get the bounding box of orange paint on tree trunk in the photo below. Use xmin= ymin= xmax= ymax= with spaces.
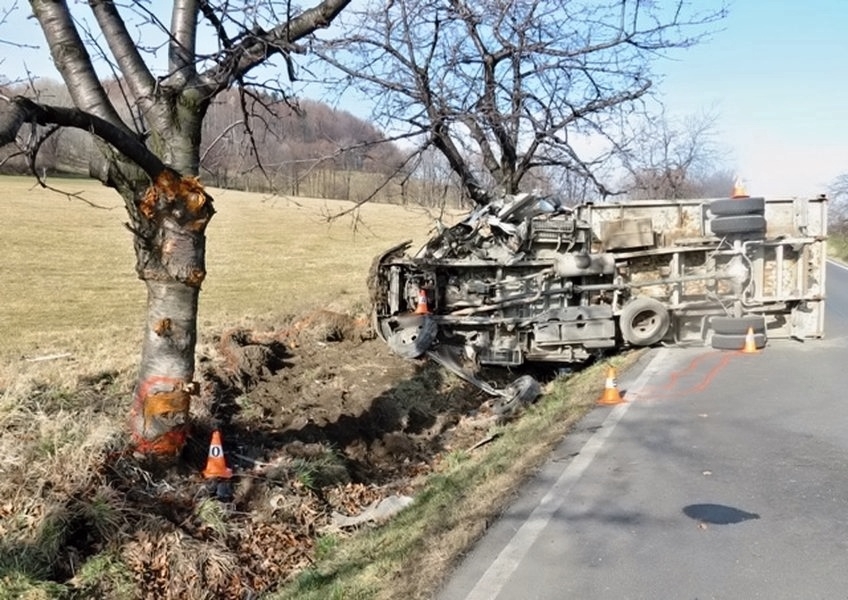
xmin=133 ymin=428 xmax=189 ymax=455
xmin=185 ymin=268 xmax=206 ymax=288
xmin=131 ymin=172 xmax=214 ymax=455
xmin=130 ymin=374 xmax=194 ymax=455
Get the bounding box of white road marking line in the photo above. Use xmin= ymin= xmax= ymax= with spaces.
xmin=828 ymin=259 xmax=848 ymax=272
xmin=463 ymin=348 xmax=669 ymax=600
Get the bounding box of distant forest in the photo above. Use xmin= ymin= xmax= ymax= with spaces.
xmin=0 ymin=80 xmax=459 ymax=205
xmin=1 ymin=80 xmax=736 ymax=206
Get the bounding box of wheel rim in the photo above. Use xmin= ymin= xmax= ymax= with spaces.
xmin=632 ymin=309 xmax=661 ymax=337
xmin=620 ymin=297 xmax=670 ymax=346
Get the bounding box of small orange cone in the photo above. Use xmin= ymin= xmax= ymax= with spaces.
xmin=731 ymin=178 xmax=749 ymax=199
xmin=598 ymin=366 xmax=625 ymax=405
xmin=202 ymin=430 xmax=233 ymax=479
xmin=742 ymin=327 xmax=758 ymax=354
xmin=414 ymin=287 xmax=430 ymax=315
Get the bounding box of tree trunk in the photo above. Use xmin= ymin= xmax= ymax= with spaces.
xmin=127 ymin=170 xmax=214 ymax=455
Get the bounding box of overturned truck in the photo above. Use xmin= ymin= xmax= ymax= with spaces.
xmin=370 ymin=193 xmax=827 ymax=370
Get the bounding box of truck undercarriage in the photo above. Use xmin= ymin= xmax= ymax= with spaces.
xmin=369 ymin=192 xmax=827 ymax=391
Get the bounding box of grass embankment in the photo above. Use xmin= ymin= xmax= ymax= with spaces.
xmin=0 ymin=175 xmax=623 ymax=599
xmin=272 ymin=354 xmax=638 ymax=600
xmin=827 ymin=232 xmax=848 ymax=263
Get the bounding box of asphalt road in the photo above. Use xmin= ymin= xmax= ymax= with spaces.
xmin=438 ymin=262 xmax=848 ymax=600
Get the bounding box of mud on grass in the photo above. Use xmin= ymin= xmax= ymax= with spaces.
xmin=0 ymin=309 xmax=554 ymax=599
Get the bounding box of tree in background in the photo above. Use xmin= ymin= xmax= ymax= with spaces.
xmin=0 ymin=0 xmax=350 ymax=456
xmin=828 ymin=173 xmax=848 ymax=234
xmin=0 ymin=79 xmax=95 ymax=173
xmin=617 ymin=109 xmax=735 ymax=199
xmin=313 ymin=0 xmax=726 ymax=205
xmin=198 ymin=91 xmax=404 ymax=195
xmin=0 ymin=78 xmax=403 ymax=200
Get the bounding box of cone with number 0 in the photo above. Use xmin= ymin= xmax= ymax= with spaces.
xmin=598 ymin=366 xmax=625 ymax=405
xmin=202 ymin=430 xmax=233 ymax=479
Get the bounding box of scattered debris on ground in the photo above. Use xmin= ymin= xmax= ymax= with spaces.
xmin=8 ymin=309 xmax=550 ymax=599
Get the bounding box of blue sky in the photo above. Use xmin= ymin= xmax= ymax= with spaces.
xmin=1 ymin=0 xmax=845 ymax=198
xmin=657 ymin=0 xmax=847 ymax=197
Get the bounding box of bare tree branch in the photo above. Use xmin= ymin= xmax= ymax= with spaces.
xmin=30 ymin=0 xmax=126 ymax=128
xmin=89 ymin=0 xmax=156 ymax=103
xmin=618 ymin=108 xmax=727 ymax=199
xmin=197 ymin=0 xmax=351 ymax=95
xmin=0 ymin=95 xmax=164 ymax=177
xmin=314 ymin=0 xmax=726 ymax=203
xmin=169 ymin=0 xmax=199 ymax=87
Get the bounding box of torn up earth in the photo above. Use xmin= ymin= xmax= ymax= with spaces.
xmin=45 ymin=309 xmax=548 ymax=599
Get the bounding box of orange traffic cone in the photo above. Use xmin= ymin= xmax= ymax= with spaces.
xmin=202 ymin=430 xmax=233 ymax=479
xmin=731 ymin=178 xmax=749 ymax=199
xmin=414 ymin=288 xmax=430 ymax=315
xmin=742 ymin=327 xmax=758 ymax=354
xmin=598 ymin=366 xmax=625 ymax=405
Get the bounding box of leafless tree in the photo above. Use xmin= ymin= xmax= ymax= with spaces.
xmin=0 ymin=2 xmax=23 ymax=60
xmin=618 ymin=108 xmax=730 ymax=199
xmin=694 ymin=168 xmax=737 ymax=198
xmin=828 ymin=173 xmax=848 ymax=233
xmin=312 ymin=0 xmax=727 ymax=205
xmin=0 ymin=78 xmax=97 ymax=174
xmin=0 ymin=0 xmax=350 ymax=457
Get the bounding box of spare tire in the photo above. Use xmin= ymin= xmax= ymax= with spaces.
xmin=710 ymin=315 xmax=766 ymax=336
xmin=709 ymin=197 xmax=765 ymax=216
xmin=619 ymin=297 xmax=671 ymax=347
xmin=710 ymin=215 xmax=767 ymax=236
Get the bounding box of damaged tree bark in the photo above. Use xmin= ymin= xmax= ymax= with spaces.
xmin=1 ymin=0 xmax=350 ymax=457
xmin=129 ymin=171 xmax=215 ymax=454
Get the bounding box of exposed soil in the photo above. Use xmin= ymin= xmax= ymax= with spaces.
xmin=65 ymin=309 xmax=546 ymax=599
xmin=198 ymin=310 xmax=500 ymax=485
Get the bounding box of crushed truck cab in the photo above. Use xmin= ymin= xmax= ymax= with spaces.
xmin=369 ymin=193 xmax=827 ymax=366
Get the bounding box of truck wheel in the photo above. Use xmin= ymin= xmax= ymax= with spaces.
xmin=492 ymin=375 xmax=542 ymax=416
xmin=711 ymin=332 xmax=767 ymax=350
xmin=710 ymin=215 xmax=767 ymax=236
xmin=710 ymin=315 xmax=766 ymax=336
xmin=709 ymin=197 xmax=765 ymax=216
xmin=620 ymin=297 xmax=671 ymax=347
xmin=388 ymin=316 xmax=438 ymax=359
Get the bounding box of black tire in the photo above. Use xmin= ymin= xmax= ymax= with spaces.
xmin=709 ymin=197 xmax=765 ymax=216
xmin=711 ymin=332 xmax=766 ymax=350
xmin=492 ymin=375 xmax=542 ymax=416
xmin=710 ymin=315 xmax=766 ymax=336
xmin=619 ymin=297 xmax=671 ymax=346
xmin=387 ymin=315 xmax=438 ymax=358
xmin=710 ymin=215 xmax=767 ymax=236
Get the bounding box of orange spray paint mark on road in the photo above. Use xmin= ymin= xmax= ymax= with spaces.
xmin=638 ymin=349 xmax=751 ymax=401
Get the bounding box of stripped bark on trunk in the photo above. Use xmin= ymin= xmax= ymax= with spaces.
xmin=1 ymin=0 xmax=350 ymax=456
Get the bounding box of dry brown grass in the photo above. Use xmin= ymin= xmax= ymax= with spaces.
xmin=0 ymin=175 xmax=448 ymax=388
xmin=0 ymin=175 xmax=459 ymax=598
xmin=0 ymin=175 xmax=618 ymax=599
xmin=272 ymin=352 xmax=643 ymax=600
